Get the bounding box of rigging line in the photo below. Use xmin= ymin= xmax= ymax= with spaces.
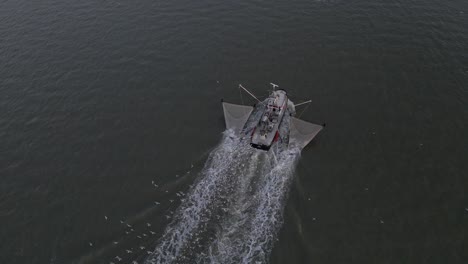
xmin=297 ymin=103 xmax=310 ymax=119
xmin=239 ymin=85 xmax=244 ymax=105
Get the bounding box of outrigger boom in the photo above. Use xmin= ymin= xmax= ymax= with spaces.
xmin=239 ymin=84 xmax=261 ymax=103
xmin=294 ymin=100 xmax=312 ymax=107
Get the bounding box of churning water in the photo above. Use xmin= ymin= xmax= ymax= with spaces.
xmin=146 ymin=130 xmax=301 ymax=264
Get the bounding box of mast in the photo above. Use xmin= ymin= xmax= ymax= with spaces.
xmin=270 ymin=83 xmax=279 ymax=90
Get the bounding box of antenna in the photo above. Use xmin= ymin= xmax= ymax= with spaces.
xmin=294 ymin=100 xmax=312 ymax=107
xmin=270 ymin=83 xmax=279 ymax=90
xmin=239 ymin=84 xmax=261 ymax=103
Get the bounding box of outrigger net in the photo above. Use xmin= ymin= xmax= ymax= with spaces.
xmin=222 ymin=102 xmax=253 ymax=134
xmin=289 ymin=117 xmax=323 ymax=149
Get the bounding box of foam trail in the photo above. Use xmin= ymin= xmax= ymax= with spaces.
xmin=240 ymin=149 xmax=300 ymax=263
xmin=200 ymin=148 xmax=300 ymax=264
xmin=146 ymin=131 xmax=301 ymax=264
xmin=146 ymin=131 xmax=251 ymax=263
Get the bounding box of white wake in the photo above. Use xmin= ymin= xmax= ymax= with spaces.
xmin=146 ymin=130 xmax=301 ymax=264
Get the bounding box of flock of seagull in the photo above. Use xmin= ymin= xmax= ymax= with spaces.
xmin=87 ymin=170 xmax=193 ymax=264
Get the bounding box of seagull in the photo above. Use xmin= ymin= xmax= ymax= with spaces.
xmin=89 ymin=242 xmax=93 ymax=247
xmin=149 ymin=231 xmax=156 ymax=235
xmin=151 ymin=180 xmax=154 ymax=184
xmin=120 ymin=220 xmax=124 ymax=224
xmin=137 ymin=235 xmax=142 ymax=239
xmin=165 ymin=215 xmax=171 ymax=219
xmin=140 ymin=246 xmax=145 ymax=250
xmin=380 ymin=220 xmax=385 ymax=224
xmin=115 ymin=256 xmax=122 ymax=261
xmin=154 ymin=201 xmax=160 ymax=205
xmin=104 ymin=215 xmax=108 ymax=220
xmin=113 ymin=241 xmax=119 ymax=245
xmin=131 ymin=228 xmax=135 ymax=232
xmin=126 ymin=249 xmax=133 ymax=254
xmin=143 ymin=233 xmax=147 ymax=237
xmin=169 ymin=199 xmax=174 ymax=203
xmin=125 ymin=231 xmax=130 ymax=235
xmin=126 ymin=224 xmax=132 ymax=228
xmin=191 ymin=164 xmax=194 ymax=168
xmin=147 ymin=251 xmax=152 ymax=254
xmin=146 ymin=223 xmax=151 ymax=227
xmin=132 ymin=261 xmax=138 ymax=264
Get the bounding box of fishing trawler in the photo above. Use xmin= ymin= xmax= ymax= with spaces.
xmin=222 ymin=83 xmax=324 ymax=151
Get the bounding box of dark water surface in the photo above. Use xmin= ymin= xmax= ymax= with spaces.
xmin=1 ymin=0 xmax=467 ymax=263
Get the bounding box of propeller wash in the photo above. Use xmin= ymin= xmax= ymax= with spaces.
xmin=146 ymin=133 xmax=300 ymax=264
